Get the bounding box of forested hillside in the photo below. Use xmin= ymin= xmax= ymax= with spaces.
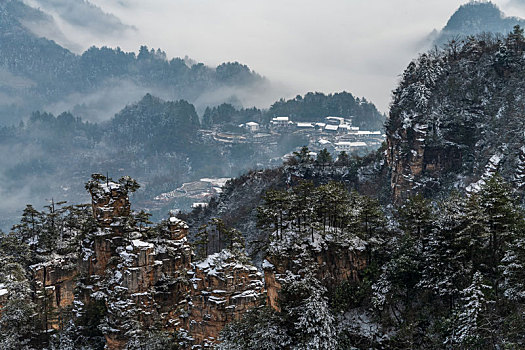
xmin=4 ymin=2 xmax=525 ymax=349
xmin=184 ymin=29 xmax=525 ymax=349
xmin=0 ymin=90 xmax=384 ymax=231
xmin=0 ymin=0 xmax=266 ymax=125
xmin=388 ymin=25 xmax=525 ymax=202
xmin=267 ymin=92 xmax=385 ymax=130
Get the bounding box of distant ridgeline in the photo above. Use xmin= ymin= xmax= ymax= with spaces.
xmin=433 ymin=1 xmax=525 ymax=46
xmin=0 ymin=0 xmax=264 ymax=125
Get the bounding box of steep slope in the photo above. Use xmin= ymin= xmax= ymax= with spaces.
xmin=0 ymin=175 xmax=267 ymax=349
xmin=181 ymin=149 xmax=388 ymax=263
xmin=387 ymin=27 xmax=525 ymax=203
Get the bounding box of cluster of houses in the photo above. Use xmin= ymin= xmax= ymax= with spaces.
xmin=203 ymin=115 xmax=385 ymax=159
xmin=238 ymin=115 xmax=385 ymax=155
xmin=267 ymin=116 xmax=381 ymax=136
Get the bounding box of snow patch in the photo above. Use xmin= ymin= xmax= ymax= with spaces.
xmin=132 ymin=239 xmax=154 ymax=249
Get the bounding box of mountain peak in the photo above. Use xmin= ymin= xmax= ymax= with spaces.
xmin=433 ymin=1 xmax=525 ymax=45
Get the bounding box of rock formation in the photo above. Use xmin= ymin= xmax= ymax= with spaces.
xmin=19 ymin=176 xmax=265 ymax=349
xmin=186 ymin=250 xmax=265 ymax=346
xmin=0 ymin=174 xmax=369 ymax=349
xmin=263 ymin=238 xmax=368 ymax=311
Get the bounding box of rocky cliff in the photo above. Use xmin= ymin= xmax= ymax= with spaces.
xmin=13 ymin=175 xmax=265 ymax=349
xmin=263 ymin=232 xmax=368 ymax=312
xmin=0 ymin=174 xmax=371 ymax=349
xmin=386 ymin=31 xmax=525 ymax=203
xmin=186 ymin=250 xmax=265 ymax=346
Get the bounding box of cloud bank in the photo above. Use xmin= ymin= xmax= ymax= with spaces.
xmin=18 ymin=0 xmax=522 ymax=112
xmin=83 ymin=0 xmax=486 ymax=113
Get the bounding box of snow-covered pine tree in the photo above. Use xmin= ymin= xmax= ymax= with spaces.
xmin=501 ymin=233 xmax=525 ymax=302
xmin=286 ymin=274 xmax=338 ymax=350
xmin=0 ymin=261 xmax=37 ymax=349
xmin=513 ymin=146 xmax=525 ymax=190
xmin=397 ymin=194 xmax=434 ymax=242
xmin=477 ymin=175 xmax=522 ymax=290
xmin=450 ymin=272 xmax=494 ymax=348
xmin=418 ymin=193 xmax=466 ymax=306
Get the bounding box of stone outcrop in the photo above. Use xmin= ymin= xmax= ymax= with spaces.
xmin=79 ymin=178 xmax=195 ymax=348
xmin=11 ymin=175 xmax=366 ymax=349
xmin=31 ymin=256 xmax=78 ymax=330
xmin=27 ymin=177 xmax=263 ymax=349
xmin=263 ymin=242 xmax=367 ymax=311
xmin=187 ymin=250 xmax=264 ymax=346
xmin=88 ymin=180 xmax=131 ymax=231
xmin=386 ymin=119 xmax=462 ymax=203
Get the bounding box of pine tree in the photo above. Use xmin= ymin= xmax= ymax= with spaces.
xmin=12 ymin=204 xmax=42 ymax=246
xmin=134 ymin=210 xmax=152 ymax=235
xmin=315 ymin=148 xmax=333 ymax=168
xmin=217 ymin=308 xmax=291 ymax=350
xmin=283 ymin=274 xmax=338 ymax=350
xmin=397 ymin=194 xmax=434 ymax=241
xmin=353 ymin=193 xmax=385 ymax=240
xmin=0 ymin=261 xmax=37 ymax=349
xmin=293 ymin=146 xmax=312 ymax=164
xmin=194 ymin=224 xmax=210 ymax=260
xmin=513 ymin=146 xmax=525 ymax=191
xmin=290 ymin=181 xmax=316 ymax=237
xmin=372 ymin=234 xmax=421 ymax=319
xmin=118 ymin=175 xmax=140 ymax=193
xmin=335 ymin=151 xmax=350 ymax=166
xmin=419 ymin=193 xmax=466 ymax=306
xmin=41 ymin=199 xmax=67 ymax=253
xmin=257 ymin=189 xmax=289 ymax=240
xmin=451 ymin=272 xmax=494 ymax=348
xmin=501 ymin=233 xmax=525 ymax=302
xmin=477 ymin=175 xmax=521 ymax=285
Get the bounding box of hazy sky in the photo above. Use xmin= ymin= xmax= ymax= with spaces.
xmin=64 ymin=0 xmax=525 ymax=113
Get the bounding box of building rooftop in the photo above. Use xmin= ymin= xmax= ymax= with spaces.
xmin=296 ymin=122 xmax=314 ymax=128
xmin=357 ymin=130 xmax=381 ymax=135
xmin=325 ymin=124 xmax=339 ymax=131
xmin=335 ymin=141 xmax=368 ymax=147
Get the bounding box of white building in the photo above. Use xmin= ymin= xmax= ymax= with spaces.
xmin=334 ymin=141 xmax=367 ymax=152
xmin=192 ymin=202 xmax=209 ymax=209
xmin=245 ymin=121 xmax=260 ymax=132
xmin=296 ymin=122 xmax=314 ymax=129
xmin=356 ymin=130 xmax=382 ymax=137
xmin=326 ymin=116 xmax=346 ymax=125
xmin=271 ymin=116 xmax=293 ymax=127
xmin=325 ymin=124 xmax=339 ymax=132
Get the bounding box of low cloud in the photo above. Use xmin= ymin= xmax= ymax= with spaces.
xmin=26 ymin=0 xmax=134 ymax=34
xmin=85 ymin=0 xmax=486 ymax=113
xmin=21 ymin=0 xmax=136 ymax=53
xmin=14 ymin=1 xmax=524 ymax=113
